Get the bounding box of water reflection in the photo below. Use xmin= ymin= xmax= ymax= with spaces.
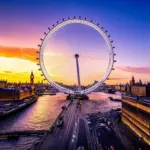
xmin=84 ymin=92 xmax=122 ymax=114
xmin=0 ymin=92 xmax=121 ymax=132
xmin=0 ymin=93 xmax=69 ymax=132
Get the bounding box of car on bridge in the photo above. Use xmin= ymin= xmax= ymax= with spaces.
xmin=48 ymin=125 xmax=55 ymax=133
xmin=56 ymin=116 xmax=64 ymax=127
xmin=61 ymin=105 xmax=67 ymax=110
xmin=77 ymin=146 xmax=85 ymax=150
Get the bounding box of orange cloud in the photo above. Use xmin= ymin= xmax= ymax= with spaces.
xmin=0 ymin=46 xmax=38 ymax=63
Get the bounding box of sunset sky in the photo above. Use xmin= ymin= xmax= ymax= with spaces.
xmin=0 ymin=0 xmax=150 ymax=85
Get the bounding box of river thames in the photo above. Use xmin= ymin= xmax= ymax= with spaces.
xmin=0 ymin=92 xmax=121 ymax=150
xmin=0 ymin=92 xmax=121 ymax=132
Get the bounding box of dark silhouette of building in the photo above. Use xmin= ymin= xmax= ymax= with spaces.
xmin=146 ymin=83 xmax=150 ymax=97
xmin=30 ymin=71 xmax=34 ymax=86
xmin=130 ymin=76 xmax=135 ymax=85
xmin=0 ymin=80 xmax=7 ymax=88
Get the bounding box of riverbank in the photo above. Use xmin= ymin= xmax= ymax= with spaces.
xmin=0 ymin=95 xmax=38 ymax=117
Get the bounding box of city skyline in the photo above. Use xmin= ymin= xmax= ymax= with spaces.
xmin=0 ymin=0 xmax=150 ymax=85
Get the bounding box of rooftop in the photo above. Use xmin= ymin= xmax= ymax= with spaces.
xmin=122 ymin=95 xmax=150 ymax=107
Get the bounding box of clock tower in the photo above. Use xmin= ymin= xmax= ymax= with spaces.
xmin=30 ymin=71 xmax=34 ymax=85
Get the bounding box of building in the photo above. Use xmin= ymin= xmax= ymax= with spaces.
xmin=120 ymin=85 xmax=126 ymax=92
xmin=0 ymin=87 xmax=34 ymax=101
xmin=30 ymin=71 xmax=34 ymax=86
xmin=114 ymin=77 xmax=150 ymax=97
xmin=0 ymin=80 xmax=7 ymax=88
xmin=129 ymin=76 xmax=147 ymax=96
xmin=0 ymin=72 xmax=35 ymax=101
xmin=146 ymin=83 xmax=150 ymax=97
xmin=131 ymin=85 xmax=147 ymax=97
xmin=130 ymin=76 xmax=135 ymax=86
xmin=0 ymin=88 xmax=19 ymax=101
xmin=126 ymin=83 xmax=131 ymax=94
xmin=114 ymin=84 xmax=126 ymax=92
xmin=114 ymin=85 xmax=121 ymax=91
xmin=122 ymin=96 xmax=150 ymax=145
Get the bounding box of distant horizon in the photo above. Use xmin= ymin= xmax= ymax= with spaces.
xmin=1 ymin=69 xmax=149 ymax=86
xmin=0 ymin=43 xmax=150 ymax=85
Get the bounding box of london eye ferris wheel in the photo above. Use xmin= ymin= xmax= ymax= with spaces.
xmin=36 ymin=16 xmax=116 ymax=94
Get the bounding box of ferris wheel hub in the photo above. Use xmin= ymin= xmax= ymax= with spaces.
xmin=75 ymin=54 xmax=79 ymax=58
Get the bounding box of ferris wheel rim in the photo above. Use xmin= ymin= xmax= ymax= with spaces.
xmin=37 ymin=17 xmax=115 ymax=94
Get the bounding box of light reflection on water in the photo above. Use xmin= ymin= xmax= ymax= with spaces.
xmin=0 ymin=93 xmax=69 ymax=132
xmin=0 ymin=92 xmax=121 ymax=132
xmin=85 ymin=92 xmax=122 ymax=114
